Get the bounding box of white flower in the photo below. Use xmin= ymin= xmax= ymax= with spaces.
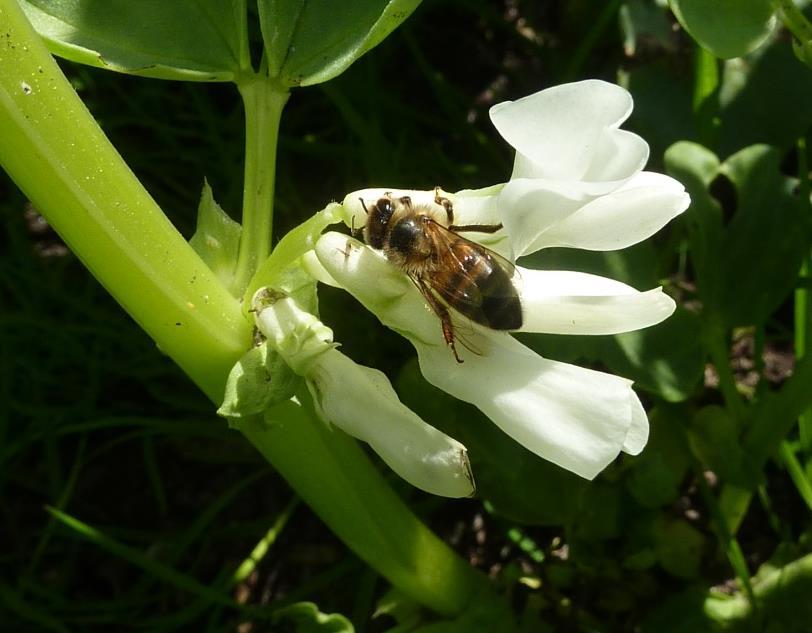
xmin=252 ymin=289 xmax=474 ymax=498
xmin=313 ymin=80 xmax=690 ymax=480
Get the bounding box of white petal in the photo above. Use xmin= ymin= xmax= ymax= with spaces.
xmin=316 ymin=231 xmax=650 ymax=479
xmin=623 ymin=391 xmax=649 ymax=455
xmin=308 ymin=349 xmax=474 ymax=498
xmin=529 ymin=171 xmax=691 ymax=252
xmin=417 ymin=333 xmax=641 ymax=480
xmin=497 ymin=177 xmax=594 ymax=257
xmin=301 ymin=249 xmax=341 ymax=288
xmin=341 ymin=187 xmax=453 ymax=230
xmin=452 ymin=185 xmax=504 ymax=225
xmin=490 ymin=80 xmax=635 ymax=181
xmin=315 ymin=232 xmax=413 ymax=301
xmin=517 ymin=269 xmax=676 ymax=335
xmin=582 ymin=128 xmax=649 ymax=184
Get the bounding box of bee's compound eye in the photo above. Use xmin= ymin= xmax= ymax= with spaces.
xmin=375 ymin=198 xmax=392 ymax=216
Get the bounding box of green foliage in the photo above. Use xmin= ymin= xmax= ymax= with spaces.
xmin=669 ymin=0 xmax=776 ymax=59
xmin=666 ymin=142 xmax=807 ymax=328
xmin=258 ymin=0 xmax=422 ymax=86
xmin=217 ymin=341 xmax=301 ymax=421
xmin=272 ymin=602 xmax=355 ymax=632
xmin=5 ymin=0 xmax=812 ymax=631
xmin=19 ymin=0 xmax=250 ymax=80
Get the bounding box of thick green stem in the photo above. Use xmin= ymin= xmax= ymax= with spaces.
xmin=242 ymin=398 xmax=491 ymax=616
xmin=0 ymin=1 xmax=494 ymax=616
xmin=233 ymin=77 xmax=288 ymax=294
xmin=772 ymin=0 xmax=812 ymax=44
xmin=0 ymin=0 xmax=251 ymax=399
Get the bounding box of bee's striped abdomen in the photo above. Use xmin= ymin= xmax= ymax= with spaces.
xmin=438 ymin=241 xmax=523 ymax=331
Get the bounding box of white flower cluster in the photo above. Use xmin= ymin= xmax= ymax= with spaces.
xmin=254 ymin=80 xmax=690 ymax=496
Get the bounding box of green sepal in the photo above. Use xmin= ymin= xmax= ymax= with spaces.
xmin=217 ymin=339 xmax=301 ymax=425
xmin=244 ymin=203 xmax=342 ymax=309
xmin=189 ymin=180 xmax=242 ymax=295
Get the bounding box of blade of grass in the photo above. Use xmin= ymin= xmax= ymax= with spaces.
xmin=795 ymin=135 xmax=812 ymax=474
xmin=779 ymin=441 xmax=812 ymax=512
xmin=696 ymin=474 xmax=756 ymax=605
xmin=231 ymin=496 xmax=298 ymax=585
xmin=142 ymin=436 xmax=169 ymax=517
xmin=0 ymin=582 xmax=72 ymax=633
xmin=45 ymin=506 xmax=270 ymax=619
xmin=26 ymin=435 xmax=88 ymax=579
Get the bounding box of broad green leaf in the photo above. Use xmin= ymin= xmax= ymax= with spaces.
xmin=258 ymin=0 xmax=421 ymax=87
xmin=190 ymin=180 xmax=242 ymax=294
xmin=572 ymin=482 xmax=623 ymax=541
xmin=610 ymin=308 xmax=705 ymax=402
xmin=19 ymin=0 xmax=249 ymax=81
xmin=717 ymin=145 xmax=807 ymax=327
xmin=664 ymin=142 xmax=806 ymax=329
xmin=688 ymin=406 xmax=754 ymax=487
xmin=653 ymin=515 xmax=706 ymax=579
xmin=664 ymin=142 xmax=724 ymax=312
xmin=626 ymin=407 xmax=691 ymax=508
xmin=669 ymin=0 xmax=776 ymax=59
xmin=217 ymin=341 xmax=301 ymax=422
xmin=718 ymin=35 xmax=812 ymax=156
xmin=642 ymin=586 xmax=716 ymax=633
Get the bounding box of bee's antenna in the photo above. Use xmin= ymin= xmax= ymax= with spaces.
xmin=359 ymin=198 xmax=369 ymax=215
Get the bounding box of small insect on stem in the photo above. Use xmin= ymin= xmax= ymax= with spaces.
xmin=360 ymin=191 xmax=522 ymax=363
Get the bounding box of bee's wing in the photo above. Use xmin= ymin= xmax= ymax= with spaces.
xmin=424 ymin=219 xmax=518 ymax=315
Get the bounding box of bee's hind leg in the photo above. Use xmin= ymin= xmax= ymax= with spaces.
xmin=442 ymin=319 xmax=464 ymax=364
xmin=417 ymin=276 xmax=464 ymax=363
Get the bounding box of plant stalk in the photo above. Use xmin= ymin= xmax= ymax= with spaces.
xmin=233 ymin=77 xmax=289 ymax=294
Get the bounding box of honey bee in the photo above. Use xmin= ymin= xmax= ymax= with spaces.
xmin=360 ymin=189 xmax=522 ymax=363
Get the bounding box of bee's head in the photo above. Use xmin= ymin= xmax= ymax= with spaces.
xmin=362 ymin=195 xmax=396 ymax=249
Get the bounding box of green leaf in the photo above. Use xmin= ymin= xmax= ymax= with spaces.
xmin=258 ymin=0 xmax=421 ymax=87
xmin=190 ymin=180 xmax=242 ymax=294
xmin=717 ymin=145 xmax=807 ymax=327
xmin=626 ymin=407 xmax=691 ymax=508
xmin=572 ymin=482 xmax=623 ymax=541
xmin=642 ymin=586 xmax=716 ymax=633
xmin=667 ymin=142 xmax=806 ymax=328
xmin=653 ymin=515 xmax=706 ymax=579
xmin=608 ymin=307 xmax=705 ymax=402
xmin=665 ymin=141 xmax=724 ymax=310
xmin=20 ymin=0 xmax=249 ymax=81
xmin=669 ymin=0 xmax=776 ymax=59
xmin=718 ymin=35 xmax=812 ymax=156
xmin=272 ymin=602 xmax=354 ymax=633
xmin=688 ymin=406 xmax=755 ymax=487
xmin=217 ymin=341 xmax=301 ymax=422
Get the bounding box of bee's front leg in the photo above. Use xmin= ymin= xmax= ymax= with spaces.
xmin=434 ymin=186 xmax=455 ymax=225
